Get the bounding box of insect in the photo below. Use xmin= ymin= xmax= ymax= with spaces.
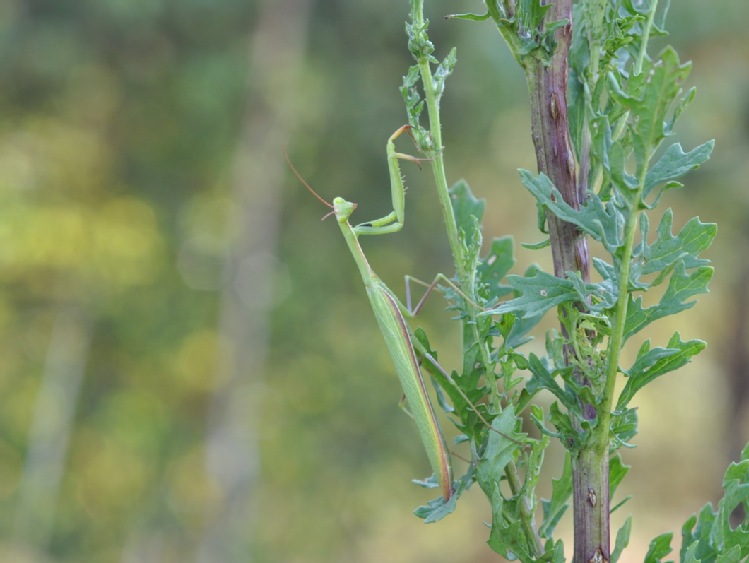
xmin=286 ymin=125 xmax=454 ymax=501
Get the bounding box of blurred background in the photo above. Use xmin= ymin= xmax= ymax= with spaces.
xmin=0 ymin=0 xmax=747 ymax=561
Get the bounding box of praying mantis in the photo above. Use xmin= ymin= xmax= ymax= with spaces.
xmin=287 ymin=125 xmax=455 ymax=501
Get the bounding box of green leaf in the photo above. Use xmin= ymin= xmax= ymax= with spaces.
xmin=490 ymin=270 xmax=578 ymax=319
xmin=610 ymin=407 xmax=638 ymax=449
xmin=478 ymin=406 xmax=536 ymax=559
xmin=433 ymin=47 xmax=457 ymax=101
xmin=611 ymin=516 xmax=632 ymax=563
xmin=401 ymin=65 xmax=427 ymax=140
xmin=445 ymin=11 xmax=490 ymax=22
xmin=518 ymin=169 xmax=623 ymax=252
xmin=477 ymin=236 xmax=516 ymax=302
xmin=682 ymin=504 xmax=718 ymax=562
xmin=681 ymin=542 xmax=700 ymax=563
xmin=617 ymin=333 xmax=706 ymax=409
xmin=549 ymin=401 xmax=587 ymax=451
xmin=644 ymin=532 xmax=673 ymax=563
xmin=485 ymin=488 xmax=530 ymax=559
xmin=487 ymin=267 xmax=615 ymax=321
xmin=623 ymin=262 xmax=714 ymax=341
xmin=450 ymin=178 xmax=485 ymax=250
xmin=539 ymin=453 xmax=572 ymax=539
xmin=413 ymin=466 xmax=475 ymax=523
xmin=637 ymin=210 xmax=716 ymax=278
xmin=609 ymin=453 xmax=631 ymax=500
xmin=643 ymin=140 xmax=715 ymax=199
xmin=526 ymin=354 xmax=577 ymax=412
xmin=477 ymin=406 xmax=523 ymax=493
xmin=717 ymin=547 xmax=744 ymax=563
xmin=609 ymin=46 xmax=693 ymax=175
xmin=521 ymin=238 xmax=551 ymax=250
xmin=714 ymin=454 xmax=749 ymax=557
xmin=679 ymin=445 xmax=749 ymax=561
xmin=411 ymin=481 xmax=457 ymax=523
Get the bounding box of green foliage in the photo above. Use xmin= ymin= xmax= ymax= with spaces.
xmin=640 ymin=444 xmax=749 ymax=562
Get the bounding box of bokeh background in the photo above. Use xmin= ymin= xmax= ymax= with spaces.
xmin=0 ymin=0 xmax=747 ymax=561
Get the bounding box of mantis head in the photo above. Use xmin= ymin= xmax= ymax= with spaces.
xmin=332 ymin=196 xmax=357 ymax=223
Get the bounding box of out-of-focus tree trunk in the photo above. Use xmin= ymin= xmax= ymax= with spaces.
xmin=194 ymin=1 xmax=311 ymax=561
xmin=13 ymin=305 xmax=92 ymax=548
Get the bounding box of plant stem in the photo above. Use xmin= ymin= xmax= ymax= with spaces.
xmin=411 ymin=4 xmax=540 ymax=553
xmin=410 ymin=0 xmax=499 ymax=396
xmin=521 ymin=0 xmax=608 ymax=560
xmin=410 ymin=4 xmax=464 ymax=283
xmin=595 ymin=0 xmax=659 ymax=488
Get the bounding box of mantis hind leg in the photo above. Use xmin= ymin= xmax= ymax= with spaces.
xmin=403 ymin=273 xmax=488 ymax=317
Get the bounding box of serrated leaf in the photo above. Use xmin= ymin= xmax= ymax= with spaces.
xmin=623 ymin=262 xmax=713 ymax=341
xmin=644 ymin=532 xmax=673 ymax=563
xmin=714 ymin=455 xmax=749 ymax=558
xmin=638 ymin=210 xmax=716 ymax=277
xmin=680 ymin=448 xmax=749 ymax=560
xmin=433 ymin=47 xmax=457 ymax=101
xmin=518 ymin=0 xmax=553 ymax=32
xmin=518 ymin=169 xmax=623 ymax=252
xmin=682 ymin=503 xmax=718 ymax=562
xmin=485 ymin=489 xmax=532 ymax=559
xmin=411 ymin=480 xmax=457 ymax=523
xmin=611 ymin=516 xmax=632 ymax=563
xmin=717 ymin=546 xmax=743 ymax=563
xmin=681 ymin=542 xmax=701 ymax=563
xmin=644 ymin=140 xmax=715 ymax=199
xmin=526 ymin=354 xmax=577 ymax=412
xmin=487 ymin=267 xmax=616 ymax=322
xmin=617 ymin=333 xmax=705 ymax=409
xmin=549 ymin=401 xmax=587 ymax=450
xmin=545 ymin=540 xmax=567 ymax=563
xmin=610 ymin=407 xmax=638 ymax=449
xmin=609 ymin=46 xmax=693 ymax=175
xmin=477 ymin=236 xmax=515 ymax=301
xmin=540 ymin=453 xmax=572 ymax=539
xmin=413 ymin=467 xmax=475 ymax=523
xmin=476 ymin=406 xmax=523 ymax=494
xmin=450 ymin=179 xmax=485 ymax=248
xmin=477 ymin=406 xmax=536 ymax=558
xmin=608 ymin=137 xmax=639 ymax=193
xmin=487 ymin=270 xmax=578 ymax=319
xmin=609 ymin=453 xmax=631 ymax=500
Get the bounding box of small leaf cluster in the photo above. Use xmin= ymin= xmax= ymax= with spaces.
xmin=402 ymin=6 xmax=456 ymax=155
xmin=450 ymin=0 xmax=568 ymax=66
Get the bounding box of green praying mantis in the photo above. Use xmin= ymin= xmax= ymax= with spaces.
xmin=287 ymin=125 xmax=520 ymax=501
xmin=287 ymin=125 xmax=454 ymax=500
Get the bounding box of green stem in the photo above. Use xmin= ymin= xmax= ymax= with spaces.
xmin=410 ymin=3 xmax=539 ymax=553
xmin=597 ymin=165 xmax=649 ymax=452
xmin=590 ymin=0 xmax=659 ymax=192
xmin=611 ymin=0 xmax=659 ymax=143
xmin=596 ymin=0 xmax=659 ymax=454
xmin=410 ymin=1 xmax=499 ymax=396
xmin=410 ymin=31 xmax=464 ymax=281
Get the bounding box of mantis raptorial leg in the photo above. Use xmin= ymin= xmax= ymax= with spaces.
xmin=287 ymin=125 xmax=454 ymax=501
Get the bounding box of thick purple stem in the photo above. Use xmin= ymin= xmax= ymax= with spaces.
xmin=523 ymin=1 xmax=609 ymax=560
